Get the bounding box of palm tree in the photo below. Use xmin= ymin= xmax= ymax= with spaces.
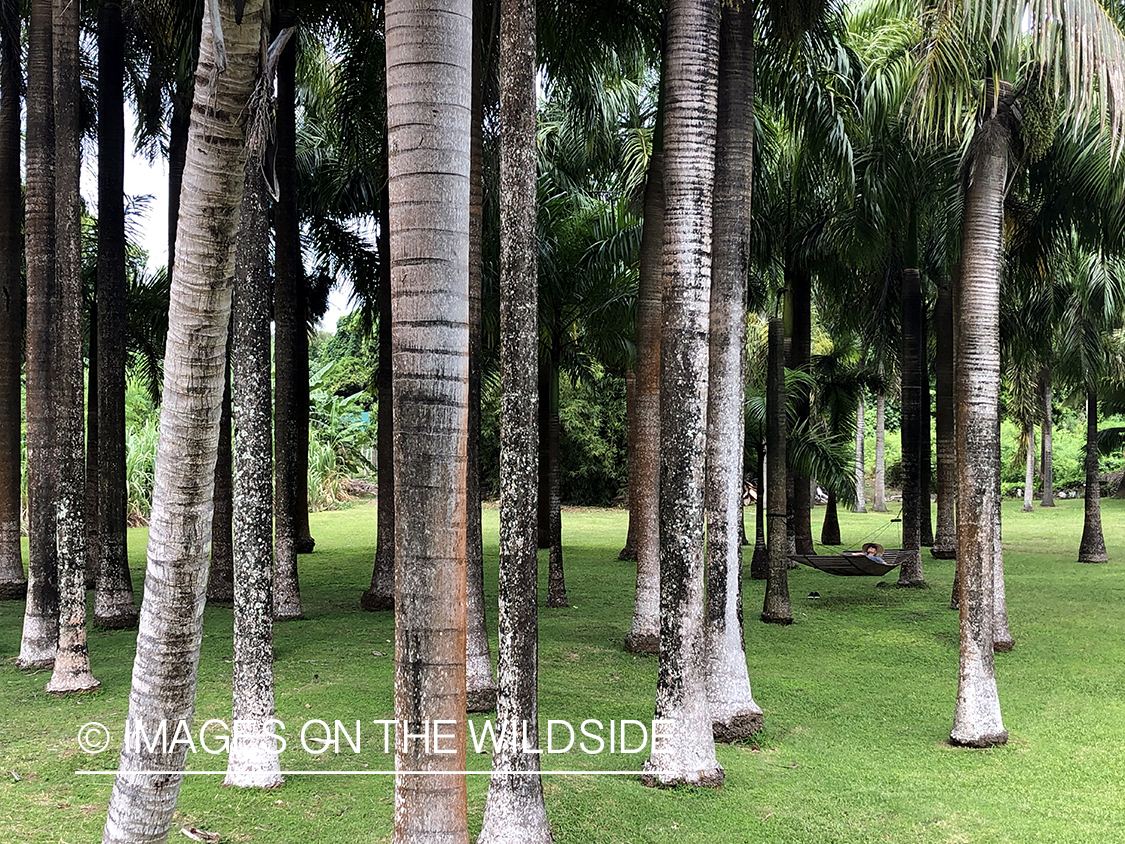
xmin=897 ymin=262 xmax=926 ymax=586
xmin=705 ymin=0 xmax=763 ymax=743
xmin=92 ymin=0 xmax=139 ymax=629
xmin=101 ymin=2 xmax=267 ymax=838
xmin=478 ymin=0 xmax=550 ymax=835
xmin=761 ymin=316 xmax=792 ymax=624
xmin=225 ymin=41 xmax=285 ymax=786
xmin=643 ymin=0 xmax=723 ymax=789
xmin=0 ymin=0 xmax=25 ymax=601
xmin=19 ymin=0 xmax=59 ymax=671
xmin=384 ymin=0 xmax=473 ymax=835
xmin=931 ymin=272 xmax=956 ymax=557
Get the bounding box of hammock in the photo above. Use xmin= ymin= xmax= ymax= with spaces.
xmin=787 ymin=550 xmax=903 ymax=577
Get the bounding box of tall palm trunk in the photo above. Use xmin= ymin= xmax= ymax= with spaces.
xmin=1039 ymin=368 xmax=1055 ymax=507
xmin=620 ymin=368 xmax=638 ymax=559
xmin=0 ymin=0 xmax=25 ymax=601
xmin=1022 ymin=425 xmax=1035 ymax=512
xmin=466 ymin=13 xmax=497 ymax=713
xmin=932 ymin=274 xmax=956 ymax=557
xmin=762 ymin=317 xmax=792 ymax=624
xmin=47 ymin=0 xmax=98 ymax=694
xmin=705 ymin=1 xmax=761 ymax=743
xmin=1078 ymin=387 xmax=1107 ymax=563
xmin=225 ymin=80 xmax=283 ymax=786
xmin=295 ymin=323 xmax=314 ymax=553
xmin=101 ymin=5 xmax=265 ymax=840
xmin=949 ymin=97 xmax=1009 ymax=749
xmin=86 ymin=327 xmax=99 ymax=589
xmin=920 ymin=318 xmax=934 ymax=547
xmin=362 ymin=182 xmax=394 ymax=610
xmin=897 ymin=266 xmax=925 ymax=587
xmin=19 ymin=0 xmax=58 ymax=669
xmin=208 ymin=329 xmax=235 ymax=603
xmin=873 ymin=386 xmax=887 ymax=512
xmin=821 ymin=491 xmax=841 ymax=545
xmin=544 ymin=345 xmax=567 ymax=607
xmin=789 ymin=266 xmax=813 ymax=554
xmin=642 ymin=0 xmax=723 ymax=789
xmin=625 ymin=147 xmax=663 ymax=654
xmin=852 ymin=396 xmax=866 ymax=514
xmin=750 ymin=446 xmax=768 ymax=579
xmin=94 ymin=0 xmax=136 ymax=628
xmin=992 ymin=464 xmax=1013 ymax=651
xmin=272 ymin=18 xmax=302 ymax=620
xmin=478 ymin=0 xmax=549 ymax=832
xmin=386 ymin=0 xmax=472 ymax=835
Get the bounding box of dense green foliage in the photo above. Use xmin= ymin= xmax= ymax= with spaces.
xmin=4 ymin=503 xmax=1125 ymax=842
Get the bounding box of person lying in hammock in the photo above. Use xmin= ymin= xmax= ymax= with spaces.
xmin=846 ymin=543 xmax=885 ymax=564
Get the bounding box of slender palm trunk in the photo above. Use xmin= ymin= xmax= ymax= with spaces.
xmin=821 ymin=492 xmax=841 ymax=545
xmin=362 ymin=183 xmax=395 ymax=611
xmin=762 ymin=317 xmax=792 ymax=624
xmin=466 ymin=19 xmax=497 ymax=713
xmin=295 ymin=323 xmax=314 ymax=554
xmin=208 ymin=328 xmax=234 ymax=603
xmin=920 ymin=321 xmax=933 ymax=547
xmin=86 ymin=329 xmax=99 ymax=589
xmin=750 ymin=447 xmax=768 ymax=579
xmin=225 ymin=85 xmax=283 ymax=786
xmin=478 ymin=0 xmax=548 ymax=832
xmin=992 ymin=466 xmax=1013 ymax=651
xmin=620 ymin=368 xmax=638 ymax=560
xmin=47 ymin=0 xmax=99 ymax=694
xmin=1039 ymin=368 xmax=1055 ymax=507
xmin=19 ymin=0 xmax=58 ymax=669
xmin=94 ymin=0 xmax=136 ymax=628
xmin=1078 ymin=387 xmax=1107 ymax=563
xmin=643 ymin=0 xmax=723 ymax=789
xmin=272 ymin=23 xmax=302 ymax=620
xmin=386 ymin=0 xmax=473 ymax=835
xmin=545 ymin=346 xmax=567 ymax=607
xmin=705 ymin=2 xmax=761 ymax=743
xmin=897 ymin=266 xmax=925 ymax=587
xmin=852 ymin=396 xmax=866 ymax=514
xmin=873 ymin=387 xmax=887 ymax=512
xmin=625 ymin=148 xmax=663 ymax=654
xmin=0 ymin=0 xmax=25 ymax=600
xmin=932 ymin=274 xmax=956 ymax=557
xmin=949 ymin=104 xmax=1009 ymax=749
xmin=101 ymin=5 xmax=265 ymax=839
xmin=1022 ymin=426 xmax=1035 ymax=512
xmin=789 ymin=267 xmax=813 ymax=554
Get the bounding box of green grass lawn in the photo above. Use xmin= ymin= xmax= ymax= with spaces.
xmin=3 ymin=498 xmax=1125 ymax=842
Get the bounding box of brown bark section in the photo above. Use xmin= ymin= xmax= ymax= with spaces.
xmin=897 ymin=267 xmax=925 ymax=586
xmin=0 ymin=0 xmax=26 ymax=600
xmin=1078 ymin=387 xmax=1108 ymax=563
xmin=762 ymin=317 xmax=792 ymax=624
xmin=1039 ymin=369 xmax=1055 ymax=506
xmin=932 ymin=274 xmax=956 ymax=558
xmin=920 ymin=313 xmax=933 ymax=547
xmin=750 ymin=447 xmax=768 ymax=580
xmin=208 ymin=326 xmax=235 ymax=604
xmin=789 ymin=267 xmax=813 ymax=555
xmin=873 ymin=387 xmax=887 ymax=511
xmin=820 ymin=491 xmax=840 ymax=545
xmin=86 ymin=325 xmax=99 ymax=589
xmin=543 ymin=349 xmax=567 ymax=608
xmin=620 ymin=369 xmax=638 ymax=560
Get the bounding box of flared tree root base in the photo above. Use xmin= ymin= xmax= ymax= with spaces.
xmin=359 ymin=590 xmax=394 ymax=612
xmin=0 ymin=580 xmax=28 ymax=600
xmin=993 ymin=636 xmax=1015 ymax=653
xmin=760 ymin=613 xmax=793 ymax=625
xmin=46 ymin=675 xmax=100 ymax=695
xmin=949 ymin=729 xmax=1008 ymax=748
xmin=17 ymin=656 xmax=55 ymax=671
xmin=94 ymin=611 xmax=139 ymax=630
xmin=712 ymin=710 xmax=764 ymax=743
xmin=641 ymin=764 xmax=725 ymax=789
xmin=467 ymin=687 xmax=498 ymax=713
xmin=296 ymin=537 xmax=316 ymax=554
xmin=624 ymin=631 xmax=659 ymax=654
xmin=929 ymin=545 xmax=956 ymax=560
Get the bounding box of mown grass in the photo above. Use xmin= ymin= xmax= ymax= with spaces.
xmin=2 ymin=498 xmax=1124 ymax=842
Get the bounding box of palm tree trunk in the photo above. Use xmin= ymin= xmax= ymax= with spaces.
xmin=625 ymin=147 xmax=663 ymax=654
xmin=208 ymin=327 xmax=235 ymax=604
xmin=873 ymin=387 xmax=887 ymax=512
xmin=361 ymin=183 xmax=395 ymax=611
xmin=897 ymin=266 xmax=925 ymax=587
xmin=272 ymin=18 xmax=302 ymax=620
xmin=1078 ymin=386 xmax=1108 ymax=563
xmin=466 ymin=19 xmax=496 ymax=713
xmin=101 ymin=5 xmax=266 ymax=839
xmin=47 ymin=0 xmax=99 ymax=694
xmin=750 ymin=447 xmax=768 ymax=579
xmin=852 ymin=395 xmax=866 ymax=513
xmin=762 ymin=317 xmax=792 ymax=624
xmin=93 ymin=0 xmax=136 ymax=628
xmin=705 ymin=1 xmax=762 ymax=744
xmin=478 ymin=0 xmax=549 ymax=831
xmin=620 ymin=368 xmax=638 ymax=559
xmin=19 ymin=0 xmax=58 ymax=669
xmin=932 ymin=274 xmax=956 ymax=557
xmin=546 ymin=345 xmax=567 ymax=608
xmin=386 ymin=0 xmax=473 ymax=829
xmin=993 ymin=465 xmax=1013 ymax=651
xmin=920 ymin=317 xmax=933 ymax=547
xmin=789 ymin=266 xmax=813 ymax=555
xmin=86 ymin=323 xmax=99 ymax=590
xmin=1022 ymin=426 xmax=1035 ymax=512
xmin=224 ymin=98 xmax=283 ymax=788
xmin=949 ymin=99 xmax=1009 ymax=748
xmin=643 ymin=0 xmax=724 ymax=789
xmin=0 ymin=0 xmax=24 ymax=600
xmin=1039 ymin=368 xmax=1055 ymax=507
xmin=821 ymin=491 xmax=841 ymax=545
xmin=295 ymin=321 xmax=314 ymax=554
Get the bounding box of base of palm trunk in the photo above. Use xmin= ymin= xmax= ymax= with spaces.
xmin=624 ymin=631 xmax=659 ymax=654
xmin=273 ymin=604 xmax=304 ymax=621
xmin=207 ymin=584 xmax=234 ymax=604
xmin=478 ymin=775 xmax=552 ymax=844
xmin=930 ymin=544 xmax=956 ymax=560
xmin=993 ymin=636 xmax=1014 ymax=653
xmin=760 ymin=612 xmax=793 ymax=625
xmin=0 ymin=579 xmax=27 ymax=599
xmin=618 ymin=542 xmax=635 ymax=562
xmin=1078 ymin=555 xmax=1108 ymax=564
xmin=1039 ymin=500 xmax=1055 ymax=507
xmin=360 ymin=589 xmax=394 ymax=611
xmin=95 ymin=588 xmax=139 ymax=629
xmin=45 ymin=671 xmax=100 ymax=695
xmin=712 ymin=708 xmax=764 ymax=743
xmin=224 ymin=741 xmax=284 ymax=789
xmin=641 ymin=759 xmax=724 ymax=788
xmin=466 ymin=687 xmax=497 ymax=713
xmin=949 ymin=728 xmax=1008 ymax=748
xmin=895 ymin=577 xmax=928 ymax=589
xmin=17 ymin=655 xmax=54 ymax=670
xmin=94 ymin=609 xmax=139 ymax=630
xmin=749 ymin=547 xmax=768 ymax=580
xmin=296 ymin=536 xmax=315 ymax=554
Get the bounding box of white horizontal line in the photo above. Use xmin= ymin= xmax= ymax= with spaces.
xmin=76 ymin=770 xmax=653 ymax=776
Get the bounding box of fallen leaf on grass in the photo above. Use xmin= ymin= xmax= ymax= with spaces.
xmin=181 ymin=828 xmax=220 ymax=843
